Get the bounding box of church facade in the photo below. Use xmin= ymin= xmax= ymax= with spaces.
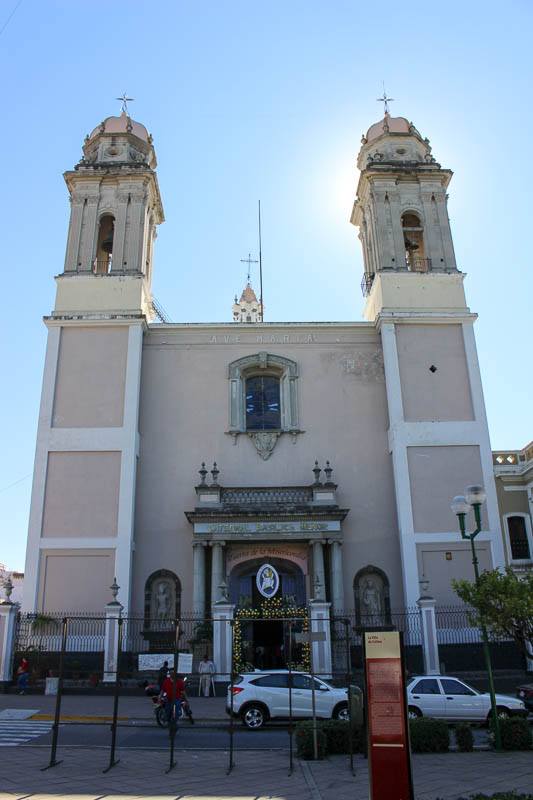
xmin=22 ymin=110 xmax=505 ymax=658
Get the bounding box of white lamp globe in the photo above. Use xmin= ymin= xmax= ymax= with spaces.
xmin=465 ymin=485 xmax=487 ymax=506
xmin=451 ymin=495 xmax=470 ymax=516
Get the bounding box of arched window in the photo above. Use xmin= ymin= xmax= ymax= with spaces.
xmin=94 ymin=214 xmax=115 ymax=274
xmin=245 ymin=375 xmax=281 ymax=430
xmin=402 ymin=211 xmax=429 ymax=272
xmin=505 ymin=515 xmax=532 ymax=562
xmin=144 ymin=569 xmax=181 ymax=628
xmin=228 ymin=352 xmax=300 ymax=434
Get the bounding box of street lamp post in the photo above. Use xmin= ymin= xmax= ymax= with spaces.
xmin=451 ymin=485 xmax=502 ymax=751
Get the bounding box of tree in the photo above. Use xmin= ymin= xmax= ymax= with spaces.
xmin=453 ymin=568 xmax=533 ymax=659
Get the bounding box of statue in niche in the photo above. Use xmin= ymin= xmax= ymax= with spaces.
xmin=359 ymin=574 xmax=386 ymax=627
xmin=362 ymin=578 xmax=382 ymax=617
xmin=151 ymin=579 xmax=174 ymax=628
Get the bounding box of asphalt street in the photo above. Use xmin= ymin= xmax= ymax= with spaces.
xmin=0 ymin=718 xmax=501 ymax=751
xmin=9 ymin=720 xmax=293 ymax=751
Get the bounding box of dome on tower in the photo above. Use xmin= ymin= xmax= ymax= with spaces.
xmin=78 ymin=110 xmax=157 ymax=170
xmin=240 ymin=283 xmax=258 ymax=303
xmin=88 ymin=112 xmax=150 ymax=143
xmin=365 ymin=114 xmax=412 ymax=142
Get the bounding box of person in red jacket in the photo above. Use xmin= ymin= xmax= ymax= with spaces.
xmin=161 ymin=671 xmax=193 ymax=724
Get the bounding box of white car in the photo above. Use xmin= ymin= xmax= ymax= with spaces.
xmin=407 ymin=675 xmax=527 ymax=722
xmin=226 ymin=670 xmax=350 ymax=729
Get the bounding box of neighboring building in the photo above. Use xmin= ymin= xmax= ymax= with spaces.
xmin=0 ymin=564 xmax=24 ymax=605
xmin=493 ymin=441 xmax=533 ymax=571
xmin=21 ymin=108 xmax=506 ymax=666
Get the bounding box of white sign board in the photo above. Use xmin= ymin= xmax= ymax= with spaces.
xmin=177 ymin=652 xmax=193 ymax=674
xmin=138 ymin=653 xmax=174 ymax=671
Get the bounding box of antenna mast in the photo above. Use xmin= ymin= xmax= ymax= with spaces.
xmin=258 ymin=200 xmax=264 ymax=322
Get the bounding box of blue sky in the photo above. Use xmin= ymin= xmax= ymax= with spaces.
xmin=1 ymin=0 xmax=531 ymax=571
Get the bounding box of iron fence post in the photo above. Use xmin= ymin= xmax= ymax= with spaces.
xmin=287 ymin=619 xmax=293 ymax=775
xmin=103 ymin=615 xmax=122 ymax=772
xmin=41 ymin=616 xmax=68 ymax=770
xmin=166 ymin=617 xmax=181 ymax=774
xmin=227 ymin=618 xmax=235 ymax=775
xmin=343 ymin=617 xmax=355 ymax=774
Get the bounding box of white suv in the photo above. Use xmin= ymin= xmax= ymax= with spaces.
xmin=226 ymin=670 xmax=350 ymax=729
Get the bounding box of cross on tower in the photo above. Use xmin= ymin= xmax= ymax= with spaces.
xmin=376 ymin=86 xmax=394 ymax=116
xmin=240 ymin=253 xmax=258 ymax=283
xmin=116 ymin=93 xmax=134 ymax=115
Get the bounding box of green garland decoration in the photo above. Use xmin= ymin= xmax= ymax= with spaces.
xmin=232 ymin=597 xmax=310 ymax=673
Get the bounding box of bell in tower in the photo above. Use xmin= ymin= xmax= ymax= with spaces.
xmin=95 ymin=215 xmax=115 ymax=274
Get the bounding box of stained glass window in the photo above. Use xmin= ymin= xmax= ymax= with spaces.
xmin=245 ymin=375 xmax=281 ymax=430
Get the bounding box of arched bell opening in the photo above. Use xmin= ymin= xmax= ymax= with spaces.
xmin=402 ymin=212 xmax=429 ymax=272
xmin=94 ymin=214 xmax=115 ymax=274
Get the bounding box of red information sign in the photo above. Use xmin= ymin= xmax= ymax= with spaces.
xmin=364 ymin=631 xmax=413 ymax=800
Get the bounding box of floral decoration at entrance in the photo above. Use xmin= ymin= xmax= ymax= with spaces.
xmin=232 ymin=597 xmax=310 ymax=672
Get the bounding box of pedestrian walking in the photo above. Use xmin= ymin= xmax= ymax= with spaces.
xmin=16 ymin=657 xmax=29 ymax=694
xmin=198 ymin=653 xmax=216 ymax=697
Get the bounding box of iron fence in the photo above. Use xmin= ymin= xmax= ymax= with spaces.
xmin=434 ymin=605 xmax=513 ymax=645
xmin=13 ymin=604 xmax=514 ymax=658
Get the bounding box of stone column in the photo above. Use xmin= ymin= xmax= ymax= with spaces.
xmin=103 ymin=599 xmax=123 ymax=683
xmin=211 ymin=541 xmax=225 ymax=604
xmin=64 ymin=197 xmax=84 ymax=271
xmin=192 ymin=542 xmax=206 ymax=617
xmin=212 ymin=600 xmax=235 ymax=683
xmin=328 ymin=540 xmax=344 ymax=616
xmin=309 ymin=601 xmax=332 ymax=679
xmin=312 ymin=541 xmax=326 ymax=601
xmin=417 ymin=585 xmax=440 ymax=675
xmin=0 ymin=602 xmax=18 ymax=687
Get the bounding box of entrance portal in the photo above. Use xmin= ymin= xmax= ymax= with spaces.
xmin=252 ymin=620 xmax=285 ymax=669
xmin=229 ymin=556 xmax=306 ymax=608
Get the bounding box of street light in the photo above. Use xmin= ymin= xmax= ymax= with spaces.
xmin=451 ymin=485 xmax=502 ymax=751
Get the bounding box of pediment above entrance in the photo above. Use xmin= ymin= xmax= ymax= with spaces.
xmin=186 ymin=466 xmax=349 ymax=542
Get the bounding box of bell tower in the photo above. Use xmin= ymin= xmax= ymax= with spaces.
xmin=23 ymin=110 xmax=164 ymax=615
xmin=57 ymin=111 xmax=164 ymax=317
xmin=351 ymin=113 xmax=462 ymax=316
xmin=351 ymin=112 xmax=504 ymax=606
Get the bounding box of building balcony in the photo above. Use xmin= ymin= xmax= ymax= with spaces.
xmin=361 ymin=273 xmax=375 ymax=297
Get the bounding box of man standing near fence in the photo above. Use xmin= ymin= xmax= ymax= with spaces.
xmin=198 ymin=654 xmax=216 ymax=697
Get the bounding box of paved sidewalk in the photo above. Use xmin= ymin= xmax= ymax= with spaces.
xmin=0 ymin=747 xmax=532 ymax=799
xmin=0 ymin=692 xmax=227 ymax=721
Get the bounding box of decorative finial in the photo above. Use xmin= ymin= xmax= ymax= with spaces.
xmin=2 ymin=576 xmax=13 ymax=602
xmin=110 ymin=577 xmax=120 ymax=601
xmin=312 ymin=460 xmax=322 ymax=485
xmin=324 ymin=461 xmax=333 ymax=484
xmin=116 ymin=93 xmax=134 ymax=115
xmin=376 ymin=83 xmax=394 ymax=116
xmin=199 ymin=462 xmax=208 ymax=486
xmin=211 ymin=461 xmax=220 ymax=486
